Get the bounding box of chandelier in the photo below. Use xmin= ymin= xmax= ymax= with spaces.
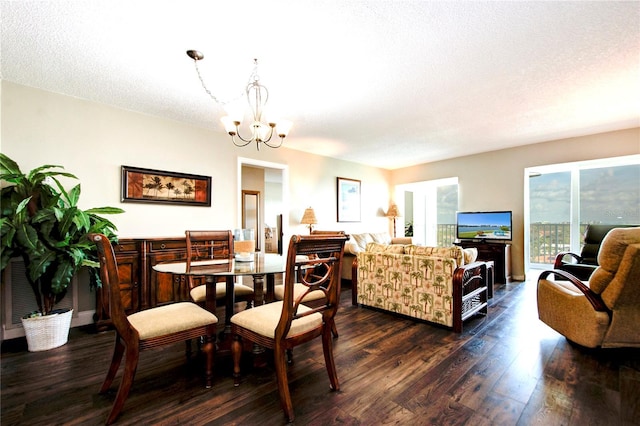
xmin=186 ymin=50 xmax=292 ymax=150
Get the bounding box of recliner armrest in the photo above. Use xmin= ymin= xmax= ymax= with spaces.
xmin=538 ymin=269 xmax=609 ymax=313
xmin=553 ymin=251 xmax=583 ymax=269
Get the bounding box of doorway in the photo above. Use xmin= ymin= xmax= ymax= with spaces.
xmin=237 ymin=157 xmax=289 ymax=255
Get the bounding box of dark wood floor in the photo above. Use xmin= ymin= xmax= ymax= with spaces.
xmin=2 ymin=270 xmax=639 ymax=426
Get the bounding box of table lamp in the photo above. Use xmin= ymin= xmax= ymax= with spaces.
xmin=386 ymin=203 xmax=400 ymax=238
xmin=301 ymin=207 xmax=317 ymax=234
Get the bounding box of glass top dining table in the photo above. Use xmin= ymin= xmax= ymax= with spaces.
xmin=153 ymin=253 xmax=286 ymax=342
xmin=153 ymin=253 xmax=286 ymax=278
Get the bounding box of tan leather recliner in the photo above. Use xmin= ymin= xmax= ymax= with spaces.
xmin=537 ymin=227 xmax=640 ymax=348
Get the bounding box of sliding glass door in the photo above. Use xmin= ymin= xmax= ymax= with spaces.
xmin=526 ymin=155 xmax=639 ymax=268
xmin=529 ymin=171 xmax=572 ymax=264
xmin=397 ymin=177 xmax=458 ymax=247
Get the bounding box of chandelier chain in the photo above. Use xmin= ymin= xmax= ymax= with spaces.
xmin=193 ymin=60 xmax=246 ymax=107
xmin=186 ymin=51 xmax=291 ymax=149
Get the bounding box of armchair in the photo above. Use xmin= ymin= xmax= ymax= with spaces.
xmin=537 ymin=227 xmax=640 ymax=348
xmin=554 ymin=224 xmax=637 ymax=280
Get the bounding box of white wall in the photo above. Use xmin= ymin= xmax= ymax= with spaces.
xmin=1 ymin=81 xmax=393 ymax=337
xmin=1 ymin=82 xmax=392 ymax=240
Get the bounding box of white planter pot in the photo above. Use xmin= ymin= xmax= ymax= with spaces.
xmin=21 ymin=309 xmax=73 ymax=352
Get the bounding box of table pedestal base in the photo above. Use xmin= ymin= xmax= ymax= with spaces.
xmin=212 ymin=273 xmax=276 ymax=369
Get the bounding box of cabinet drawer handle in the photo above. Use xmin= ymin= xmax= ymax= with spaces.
xmin=160 ymin=244 xmax=166 ymax=249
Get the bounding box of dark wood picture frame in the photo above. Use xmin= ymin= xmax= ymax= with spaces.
xmin=121 ymin=165 xmax=212 ymax=206
xmin=337 ymin=177 xmax=361 ymax=222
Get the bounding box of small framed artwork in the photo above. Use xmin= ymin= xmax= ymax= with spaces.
xmin=337 ymin=177 xmax=361 ymax=222
xmin=121 ymin=166 xmax=212 ymax=206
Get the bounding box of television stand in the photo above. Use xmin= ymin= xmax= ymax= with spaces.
xmin=455 ymin=240 xmax=512 ymax=284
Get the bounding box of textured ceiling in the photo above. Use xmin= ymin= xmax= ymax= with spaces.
xmin=2 ymin=1 xmax=639 ymax=169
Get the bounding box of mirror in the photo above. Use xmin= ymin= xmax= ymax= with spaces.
xmin=242 ymin=190 xmax=260 ymax=251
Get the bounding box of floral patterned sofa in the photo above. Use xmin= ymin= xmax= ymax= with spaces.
xmin=352 ymin=243 xmax=488 ymax=332
xmin=342 ymin=232 xmax=413 ymax=285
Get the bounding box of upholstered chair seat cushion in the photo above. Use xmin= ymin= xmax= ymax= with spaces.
xmin=127 ymin=302 xmax=218 ymax=340
xmin=537 ymin=279 xmax=610 ymax=347
xmin=190 ymin=282 xmax=254 ymax=303
xmin=230 ymin=301 xmax=322 ymax=338
xmin=274 ymin=284 xmax=325 ymax=302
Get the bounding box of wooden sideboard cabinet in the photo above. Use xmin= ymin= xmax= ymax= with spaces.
xmin=95 ymin=239 xmax=141 ymax=330
xmin=145 ymin=238 xmax=191 ymax=307
xmin=455 ymin=241 xmax=512 ymax=284
xmin=96 ymin=236 xmax=193 ymax=329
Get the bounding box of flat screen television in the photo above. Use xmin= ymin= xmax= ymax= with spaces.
xmin=456 ymin=211 xmax=512 ymax=241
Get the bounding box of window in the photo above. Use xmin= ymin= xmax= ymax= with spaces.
xmin=528 ymin=171 xmax=571 ymax=264
xmin=526 ymin=155 xmax=640 ymax=267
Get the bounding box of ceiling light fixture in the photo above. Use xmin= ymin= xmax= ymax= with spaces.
xmin=186 ymin=50 xmax=292 ymax=150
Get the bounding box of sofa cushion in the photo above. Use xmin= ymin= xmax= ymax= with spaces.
xmin=365 ymin=242 xmax=406 ymax=254
xmin=406 ymin=245 xmax=465 ymax=265
xmin=391 ymin=237 xmax=413 ymax=245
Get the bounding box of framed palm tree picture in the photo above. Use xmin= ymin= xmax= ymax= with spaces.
xmin=121 ymin=165 xmax=212 ymax=206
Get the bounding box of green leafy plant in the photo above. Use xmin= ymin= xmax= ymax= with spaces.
xmin=0 ymin=153 xmax=124 ymax=315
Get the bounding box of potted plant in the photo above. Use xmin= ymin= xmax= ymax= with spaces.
xmin=0 ymin=153 xmax=124 ymax=351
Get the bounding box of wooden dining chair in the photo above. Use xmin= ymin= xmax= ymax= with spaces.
xmin=230 ymin=233 xmax=349 ymax=422
xmin=185 ymin=230 xmax=254 ymax=311
xmin=273 ymin=231 xmax=346 ymax=339
xmin=89 ymin=233 xmax=218 ymax=425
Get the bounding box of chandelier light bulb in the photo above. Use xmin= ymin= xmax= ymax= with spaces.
xmin=276 ymin=120 xmax=293 ymax=138
xmin=221 ymin=116 xmax=238 ymax=135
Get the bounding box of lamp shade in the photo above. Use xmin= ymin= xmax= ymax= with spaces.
xmin=301 ymin=207 xmax=318 ymax=225
xmin=276 ymin=120 xmax=293 ymax=138
xmin=386 ymin=203 xmax=400 ymax=218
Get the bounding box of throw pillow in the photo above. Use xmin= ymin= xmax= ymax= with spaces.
xmin=344 ymin=242 xmax=361 ymax=255
xmin=463 ymin=248 xmax=478 ymax=264
xmin=370 ymin=232 xmax=392 ymax=245
xmin=352 ymin=233 xmax=373 ymax=251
